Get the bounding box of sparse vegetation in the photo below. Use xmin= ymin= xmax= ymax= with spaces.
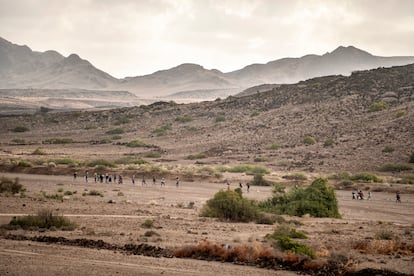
xmin=87 ymin=159 xmax=116 ymax=168
xmin=111 ymin=135 xmax=122 ymax=140
xmin=395 ymin=109 xmax=406 ymax=118
xmin=11 ymin=138 xmax=26 ymax=144
xmin=175 ymin=114 xmax=193 ymax=123
xmin=31 ymin=148 xmax=46 ymax=155
xmin=395 ymin=175 xmax=414 ymax=184
xmin=12 ymin=126 xmax=29 ymax=132
xmin=187 ymin=153 xmax=206 ymax=160
xmin=48 ymin=158 xmax=79 ymax=166
xmin=105 ymin=128 xmax=125 ymax=135
xmin=126 ymin=140 xmax=146 ymax=147
xmin=375 ymin=229 xmax=394 ymax=240
xmin=144 ymin=230 xmax=159 ymax=237
xmin=267 ymin=143 xmax=281 ymax=150
xmin=215 ymin=114 xmax=225 ymax=122
xmin=410 ymin=152 xmax=414 ymax=163
xmin=254 ymin=156 xmax=267 ymax=162
xmin=369 ymin=101 xmax=386 ymax=112
xmin=382 ymin=146 xmax=394 ymax=153
xmin=115 ymin=156 xmax=147 ymax=165
xmin=114 ymin=118 xmax=131 ymax=125
xmin=0 ymin=177 xmax=23 ymax=194
xmin=379 ymin=163 xmax=411 ymax=172
xmin=141 ymin=219 xmax=154 ymax=229
xmin=323 ymin=139 xmax=334 ymax=147
xmin=17 ymin=160 xmax=32 ymax=167
xmin=248 ymin=174 xmax=272 ymax=186
xmin=83 ymin=190 xmax=104 ymax=197
xmin=350 ymin=173 xmax=383 ymax=183
xmin=144 ymin=152 xmax=161 ymax=158
xmin=282 ymin=173 xmax=307 ymax=181
xmin=152 ymin=124 xmax=171 ymax=136
xmin=217 ymin=164 xmax=269 ymax=175
xmin=4 ymin=209 xmax=75 ymax=230
xmin=303 ymin=135 xmax=316 ymax=145
xmin=43 ymin=138 xmax=74 ymax=144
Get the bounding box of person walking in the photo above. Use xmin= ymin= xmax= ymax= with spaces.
xmin=396 ymin=191 xmax=401 ymax=203
xmin=176 ymin=177 xmax=179 ymax=188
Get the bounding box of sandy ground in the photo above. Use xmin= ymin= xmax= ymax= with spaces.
xmin=0 ymin=172 xmax=413 ymax=275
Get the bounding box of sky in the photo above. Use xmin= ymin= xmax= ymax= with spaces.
xmin=0 ymin=0 xmax=413 ymax=78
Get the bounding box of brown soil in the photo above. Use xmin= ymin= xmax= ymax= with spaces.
xmin=0 ymin=173 xmax=413 ymax=275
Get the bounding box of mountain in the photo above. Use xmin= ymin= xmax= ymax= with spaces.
xmin=117 ymin=63 xmax=238 ymax=98
xmin=0 ymin=37 xmax=118 ymax=90
xmin=226 ymin=46 xmax=414 ymax=87
xmin=1 ymin=36 xmax=414 ymax=101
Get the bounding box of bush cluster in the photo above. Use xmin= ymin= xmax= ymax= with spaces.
xmin=126 ymin=140 xmax=146 ymax=147
xmin=259 ymin=178 xmax=341 ymax=218
xmin=248 ymin=174 xmax=273 ymax=186
xmin=0 ymin=177 xmax=23 ymax=194
xmin=152 ymin=125 xmax=171 ymax=136
xmin=43 ymin=138 xmax=74 ymax=144
xmin=200 ymin=190 xmax=259 ymax=222
xmin=6 ymin=209 xmax=75 ymax=230
xmin=105 ymin=128 xmax=125 ymax=135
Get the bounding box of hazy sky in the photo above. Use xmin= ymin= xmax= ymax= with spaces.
xmin=1 ymin=0 xmax=413 ymax=78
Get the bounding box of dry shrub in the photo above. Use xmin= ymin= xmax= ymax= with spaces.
xmin=354 ymin=240 xmax=414 ymax=255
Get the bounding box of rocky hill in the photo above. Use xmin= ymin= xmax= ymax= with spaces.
xmin=0 ymin=64 xmax=413 ymax=173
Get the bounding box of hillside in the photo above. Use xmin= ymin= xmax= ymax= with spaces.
xmin=0 ymin=64 xmax=413 ymax=173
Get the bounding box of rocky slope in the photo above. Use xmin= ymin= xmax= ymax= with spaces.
xmin=0 ymin=64 xmax=413 ymax=173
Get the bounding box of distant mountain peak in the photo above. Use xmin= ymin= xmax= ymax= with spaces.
xmin=329 ymin=45 xmax=373 ymax=57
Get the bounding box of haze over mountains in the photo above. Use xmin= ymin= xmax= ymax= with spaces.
xmin=1 ymin=36 xmax=414 ymax=102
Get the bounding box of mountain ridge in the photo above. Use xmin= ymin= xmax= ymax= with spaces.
xmin=1 ymin=36 xmax=414 ymax=100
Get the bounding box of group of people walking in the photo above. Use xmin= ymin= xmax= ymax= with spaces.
xmin=74 ymin=170 xmax=179 ymax=187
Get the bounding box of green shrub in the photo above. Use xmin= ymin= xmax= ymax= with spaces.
xmin=57 ymin=188 xmax=64 ymax=193
xmin=380 ymin=164 xmax=411 ymax=172
xmin=410 ymin=152 xmax=414 ymax=163
xmin=375 ymin=229 xmax=394 ymax=240
xmin=266 ymin=224 xmax=308 ymax=240
xmin=84 ymin=190 xmax=103 ymax=197
xmin=145 ymin=152 xmax=161 ymax=158
xmin=152 ymin=125 xmax=171 ymax=136
xmin=272 ymin=236 xmax=315 ymax=258
xmin=105 ymin=128 xmax=125 ymax=135
xmin=42 ymin=192 xmax=63 ymax=200
xmin=328 ymin=172 xmax=351 ymax=180
xmin=12 ymin=126 xmax=29 ymax=132
xmin=144 ymin=230 xmax=159 ymax=237
xmin=259 ymin=178 xmax=341 ymax=218
xmin=6 ymin=209 xmax=75 ymax=230
xmin=303 ymin=136 xmax=316 ymax=145
xmin=369 ymin=101 xmax=386 ymax=112
xmin=115 ymin=156 xmax=147 ymax=165
xmin=175 ymin=115 xmax=193 ymax=123
xmin=218 ymin=164 xmax=269 ymax=175
xmin=324 ymin=139 xmax=334 ymax=147
xmin=0 ymin=177 xmax=23 ymax=194
xmin=250 ymin=111 xmax=260 ymax=117
xmin=395 ymin=109 xmax=406 ymax=118
xmin=282 ymin=173 xmax=307 ymax=181
xmin=17 ymin=160 xmax=32 ymax=167
xmin=382 ymin=146 xmax=394 ymax=153
xmin=126 ymin=140 xmax=146 ymax=147
xmin=11 ymin=138 xmax=26 ymax=144
xmin=111 ymin=135 xmax=122 ymax=140
xmin=43 ymin=138 xmax=74 ymax=144
xmin=141 ymin=219 xmax=154 ymax=228
xmin=350 ymin=173 xmax=383 ymax=183
xmin=114 ymin=118 xmax=131 ymax=125
xmin=248 ymin=174 xmax=272 ymax=186
xmin=396 ymin=176 xmax=414 ymax=185
xmin=64 ymin=191 xmax=73 ymax=196
xmin=87 ymin=159 xmax=116 ymax=168
xmin=254 ymin=157 xmax=267 ymax=162
xmin=200 ymin=190 xmax=259 ymax=222
xmin=215 ymin=114 xmax=225 ymax=122
xmin=31 ymin=148 xmax=46 ymax=155
xmin=48 ymin=158 xmax=79 ymax=166
xmin=267 ymin=143 xmax=281 ymax=150
xmin=187 ymin=153 xmax=206 ymax=160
